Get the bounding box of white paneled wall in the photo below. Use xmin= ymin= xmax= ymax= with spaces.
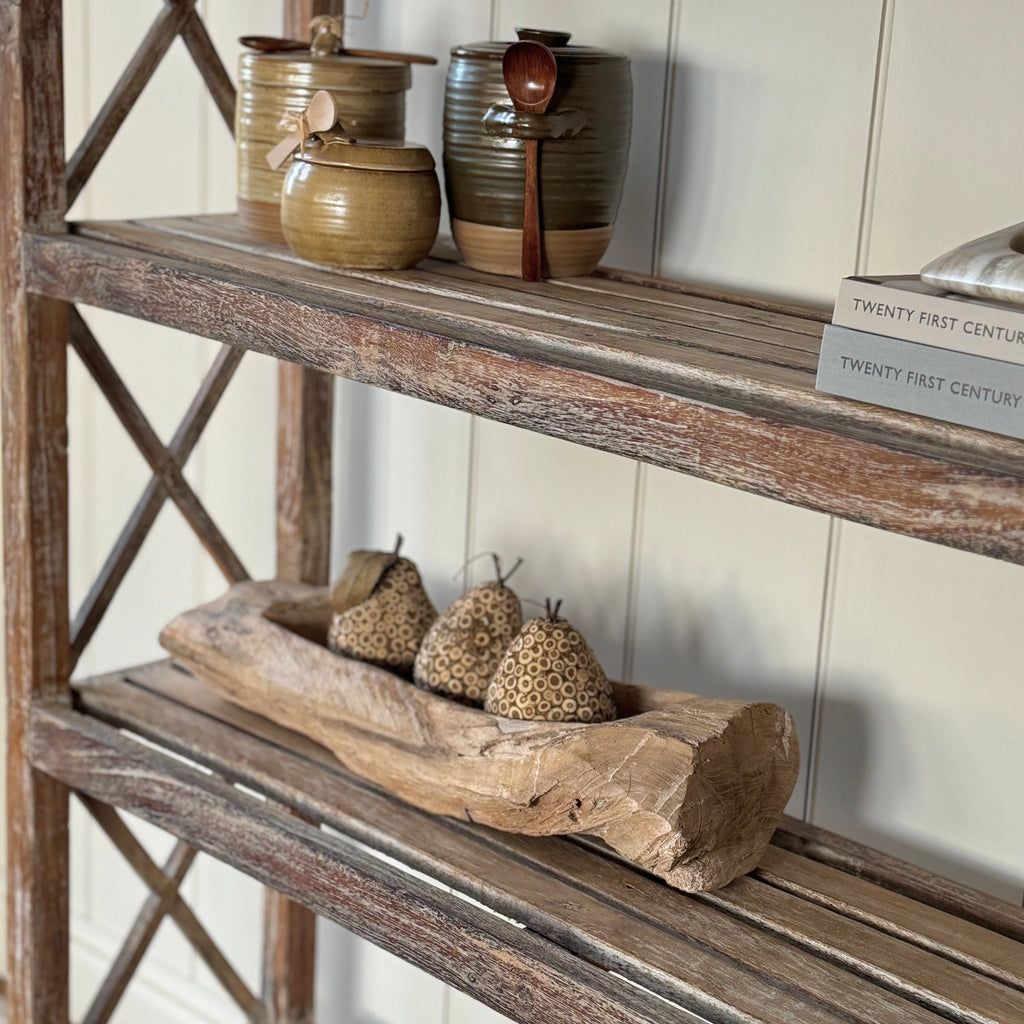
xmin=3 ymin=0 xmax=1018 ymax=1021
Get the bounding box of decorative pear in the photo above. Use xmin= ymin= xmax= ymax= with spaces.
xmin=484 ymin=600 xmax=618 ymax=723
xmin=327 ymin=536 xmax=437 ymax=677
xmin=413 ymin=555 xmax=523 ymax=705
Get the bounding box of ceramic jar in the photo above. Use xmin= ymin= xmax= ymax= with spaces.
xmin=280 ymin=134 xmax=441 ymax=270
xmin=443 ymin=28 xmax=631 ymax=278
xmin=236 ymin=51 xmax=411 ymax=241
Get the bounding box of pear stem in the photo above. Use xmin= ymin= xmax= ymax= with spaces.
xmin=544 ymin=597 xmax=563 ymax=620
xmin=393 ymin=533 xmax=404 ymax=556
xmin=493 ymin=554 xmax=524 ymax=586
xmin=452 ymin=550 xmax=522 ymax=586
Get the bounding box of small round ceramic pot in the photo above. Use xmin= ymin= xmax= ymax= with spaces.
xmin=281 ymin=134 xmax=441 ymax=270
xmin=236 ymin=51 xmax=411 ymax=242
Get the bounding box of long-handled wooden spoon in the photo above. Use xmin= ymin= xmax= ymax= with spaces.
xmin=502 ymin=40 xmax=558 ymax=281
xmin=240 ymin=35 xmax=437 ymax=65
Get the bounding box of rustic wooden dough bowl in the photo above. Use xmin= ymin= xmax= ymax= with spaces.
xmin=160 ymin=580 xmax=799 ymax=892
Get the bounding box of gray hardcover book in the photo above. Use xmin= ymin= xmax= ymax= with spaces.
xmin=816 ymin=323 xmax=1024 ymax=440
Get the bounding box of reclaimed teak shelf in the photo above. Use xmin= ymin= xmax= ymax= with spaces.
xmin=18 ymin=221 xmax=1024 ymax=1023
xmin=26 ymin=212 xmax=1024 ymax=563
xmin=6 ymin=3 xmax=1024 ymax=1023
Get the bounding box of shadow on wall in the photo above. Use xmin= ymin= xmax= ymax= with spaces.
xmin=630 ymin=595 xmax=1020 ymax=901
xmin=809 ymin=684 xmax=1024 ymax=902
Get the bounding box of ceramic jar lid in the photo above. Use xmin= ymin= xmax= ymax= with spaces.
xmin=239 ymin=51 xmax=412 ymax=93
xmin=296 ymin=135 xmax=436 ymax=173
xmin=451 ymin=27 xmax=626 ymax=63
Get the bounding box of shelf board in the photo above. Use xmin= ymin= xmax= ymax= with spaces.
xmin=24 ymin=214 xmax=1024 ymax=562
xmin=33 ymin=659 xmax=1024 ymax=1024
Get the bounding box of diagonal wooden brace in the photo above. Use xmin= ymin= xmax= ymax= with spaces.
xmin=67 ymin=307 xmax=250 ymax=584
xmin=70 ymin=343 xmax=245 ymax=671
xmin=65 ymin=0 xmax=197 ymax=206
xmin=79 ymin=793 xmax=267 ymax=1023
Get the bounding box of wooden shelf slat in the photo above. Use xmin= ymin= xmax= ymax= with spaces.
xmin=22 ymin=214 xmax=1024 ymax=563
xmin=39 ymin=689 xmax=697 ymax=1024
xmin=31 ymin=660 xmax=1024 ymax=1024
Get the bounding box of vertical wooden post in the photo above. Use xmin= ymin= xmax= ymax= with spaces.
xmin=1 ymin=1 xmax=71 ymax=1022
xmin=266 ymin=5 xmax=343 ymax=1020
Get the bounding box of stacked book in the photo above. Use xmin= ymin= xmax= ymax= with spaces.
xmin=815 ymin=274 xmax=1024 ymax=440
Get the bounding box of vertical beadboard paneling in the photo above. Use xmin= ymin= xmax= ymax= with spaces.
xmin=332 ymin=385 xmax=474 ymax=609
xmin=659 ymin=0 xmax=882 ymax=303
xmin=814 ymin=526 xmax=1024 ymax=902
xmin=467 ymin=422 xmax=639 ymax=678
xmin=867 ymin=0 xmax=1024 ymax=270
xmin=633 ymin=0 xmax=881 ymax=822
xmin=817 ymin=0 xmax=1024 ymax=905
xmin=630 ymin=471 xmax=831 ymax=815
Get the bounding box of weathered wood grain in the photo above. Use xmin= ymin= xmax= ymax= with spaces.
xmin=276 ymin=363 xmax=333 ymax=587
xmin=24 ymin=226 xmax=1024 ymax=562
xmin=71 ymin=661 xmax=1024 ymax=1024
xmin=68 ymin=217 xmax=823 ymax=374
xmin=698 ymin=874 xmax=1024 ymax=1023
xmin=755 ymin=846 xmax=1024 ymax=990
xmin=773 ymin=815 xmax=1024 ymax=946
xmin=1 ymin=2 xmax=70 ymax=1022
xmin=126 ymin=215 xmax=822 ymax=368
xmin=64 ymin=668 xmax=906 ymax=1024
xmin=67 ymin=215 xmax=1024 ymax=478
xmin=33 ymin=702 xmax=704 ymax=1024
xmin=160 ymin=580 xmax=798 ymax=892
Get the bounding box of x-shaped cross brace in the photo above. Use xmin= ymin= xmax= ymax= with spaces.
xmin=78 ymin=793 xmax=267 ymax=1024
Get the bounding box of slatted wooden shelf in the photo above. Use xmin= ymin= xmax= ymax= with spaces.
xmin=32 ymin=660 xmax=1024 ymax=1024
xmin=25 ymin=214 xmax=1024 ymax=563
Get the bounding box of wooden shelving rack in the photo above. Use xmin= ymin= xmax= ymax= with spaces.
xmin=4 ymin=2 xmax=1024 ymax=1023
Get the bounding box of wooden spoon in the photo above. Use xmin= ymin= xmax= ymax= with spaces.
xmin=265 ymin=89 xmax=337 ymax=171
xmin=502 ymin=40 xmax=558 ymax=282
xmin=240 ymin=35 xmax=437 ymax=64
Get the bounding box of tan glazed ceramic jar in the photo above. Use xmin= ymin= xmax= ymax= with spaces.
xmin=236 ymin=51 xmax=411 ymax=241
xmin=280 ymin=133 xmax=441 ymax=270
xmin=443 ymin=28 xmax=632 ymax=278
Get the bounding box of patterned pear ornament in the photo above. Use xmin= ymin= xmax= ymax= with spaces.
xmin=327 ymin=536 xmax=437 ymax=677
xmin=484 ymin=600 xmax=618 ymax=723
xmin=414 ymin=555 xmax=523 ymax=705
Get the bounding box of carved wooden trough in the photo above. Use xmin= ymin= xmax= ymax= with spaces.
xmin=160 ymin=580 xmax=799 ymax=892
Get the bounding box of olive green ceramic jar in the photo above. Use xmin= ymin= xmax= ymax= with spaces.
xmin=443 ymin=28 xmax=631 ymax=278
xmin=280 ymin=135 xmax=441 ymax=270
xmin=236 ymin=52 xmax=411 ymax=241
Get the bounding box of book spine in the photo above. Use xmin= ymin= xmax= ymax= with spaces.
xmin=815 ymin=324 xmax=1024 ymax=441
xmin=833 ymin=278 xmax=1024 ymax=365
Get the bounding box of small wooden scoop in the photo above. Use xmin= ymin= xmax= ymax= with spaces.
xmin=265 ymin=89 xmax=337 ymax=170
